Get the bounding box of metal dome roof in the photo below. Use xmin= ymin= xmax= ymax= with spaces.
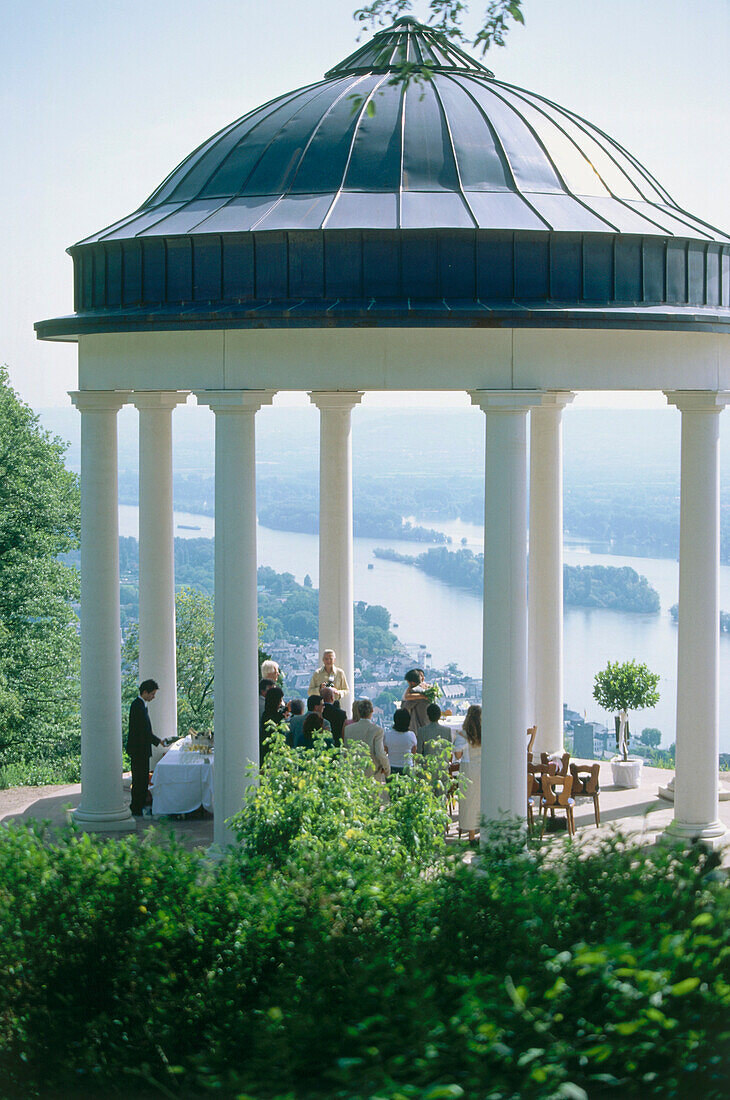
xmin=36 ymin=18 xmax=730 ymax=340
xmin=77 ymin=18 xmax=728 ymax=244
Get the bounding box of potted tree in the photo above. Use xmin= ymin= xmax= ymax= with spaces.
xmin=593 ymin=659 xmax=660 ymax=788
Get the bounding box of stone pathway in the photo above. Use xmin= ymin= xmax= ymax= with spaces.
xmin=2 ymin=763 xmax=729 ymax=863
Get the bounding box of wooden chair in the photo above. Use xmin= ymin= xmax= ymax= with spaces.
xmin=526 ymin=725 xmax=537 ymax=764
xmin=540 ymin=751 xmax=570 ymax=776
xmin=569 ymin=762 xmax=601 ymax=827
xmin=539 ymin=774 xmax=575 ymax=837
xmin=527 ymin=761 xmax=556 ymax=834
xmin=527 ymin=771 xmax=535 ymax=833
xmin=528 ymin=760 xmax=557 ymax=797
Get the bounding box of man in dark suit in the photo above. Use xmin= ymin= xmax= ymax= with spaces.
xmin=320 ymin=685 xmax=346 ymax=748
xmin=128 ymin=679 xmax=162 ymax=816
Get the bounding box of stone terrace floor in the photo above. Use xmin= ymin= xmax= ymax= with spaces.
xmin=2 ymin=762 xmax=730 ymax=864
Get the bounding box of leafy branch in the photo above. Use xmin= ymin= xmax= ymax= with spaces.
xmin=353 ymin=0 xmax=525 ymax=54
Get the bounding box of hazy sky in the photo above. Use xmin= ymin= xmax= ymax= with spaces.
xmin=3 ymin=0 xmax=729 ymax=410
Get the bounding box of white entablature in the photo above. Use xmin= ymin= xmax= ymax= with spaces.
xmin=76 ymin=327 xmax=730 ymax=394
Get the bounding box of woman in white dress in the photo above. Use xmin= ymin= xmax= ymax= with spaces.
xmin=453 ymin=705 xmax=482 ymax=842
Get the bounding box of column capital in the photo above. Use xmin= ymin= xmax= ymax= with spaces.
xmin=130 ymin=390 xmax=190 ymax=411
xmin=469 ymin=389 xmax=544 ymax=414
xmin=69 ymin=390 xmax=131 ymax=413
xmin=664 ymin=390 xmax=730 ymax=413
xmin=535 ymin=390 xmax=576 ymax=410
xmin=194 ymin=389 xmax=276 ymax=414
xmin=309 ymin=390 xmax=364 ymax=412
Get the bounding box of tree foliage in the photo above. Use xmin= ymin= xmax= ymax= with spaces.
xmin=121 ymin=586 xmax=273 ymax=739
xmin=640 ymin=727 xmax=662 ymax=748
xmin=122 ymin=586 xmax=215 ymax=738
xmin=174 ymin=587 xmax=215 ymax=733
xmin=354 ymin=0 xmax=525 ymax=55
xmin=0 ymin=367 xmax=80 ymax=784
xmin=593 ymin=659 xmax=661 ymax=715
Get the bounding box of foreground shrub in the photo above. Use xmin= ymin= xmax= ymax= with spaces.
xmin=228 ymin=727 xmax=452 ymax=873
xmin=0 ymin=766 xmax=728 ymax=1097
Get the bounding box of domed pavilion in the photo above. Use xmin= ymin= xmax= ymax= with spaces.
xmin=37 ymin=17 xmax=730 ymax=847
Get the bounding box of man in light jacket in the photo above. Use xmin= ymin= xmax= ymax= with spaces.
xmin=345 ymin=698 xmax=390 ymax=778
xmin=308 ymin=649 xmax=349 ymax=701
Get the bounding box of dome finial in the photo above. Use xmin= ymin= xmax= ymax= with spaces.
xmin=326 ymin=16 xmax=494 ymax=79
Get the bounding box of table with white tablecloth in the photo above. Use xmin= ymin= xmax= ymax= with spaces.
xmin=150 ymin=737 xmax=214 ymax=816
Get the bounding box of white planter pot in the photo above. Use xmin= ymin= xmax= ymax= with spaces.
xmin=611 ymin=757 xmax=643 ymax=789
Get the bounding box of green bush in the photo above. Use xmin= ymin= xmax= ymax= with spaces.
xmin=0 ymin=754 xmax=81 ymax=788
xmin=0 ymin=742 xmax=729 ymax=1099
xmin=228 ymin=726 xmax=451 ymax=873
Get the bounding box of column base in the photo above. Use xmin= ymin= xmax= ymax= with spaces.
xmin=660 ymin=816 xmax=727 ymax=850
xmin=72 ymin=806 xmax=137 ymax=833
xmin=657 ymin=774 xmax=730 ymax=802
xmin=204 ymin=842 xmax=227 ymax=863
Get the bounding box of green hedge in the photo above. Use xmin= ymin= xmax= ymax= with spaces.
xmin=1 ymin=740 xmax=729 ymax=1098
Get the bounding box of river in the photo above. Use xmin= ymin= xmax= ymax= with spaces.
xmin=118 ymin=505 xmax=730 ymax=752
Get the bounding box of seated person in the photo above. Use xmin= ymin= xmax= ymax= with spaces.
xmin=417 ymin=703 xmax=452 ymax=755
xmin=320 ymin=685 xmax=346 ymax=747
xmin=293 ymin=695 xmax=331 ymax=748
xmin=287 ymin=698 xmax=306 ymax=747
xmin=258 ymin=677 xmax=274 ymax=718
xmin=301 ymin=711 xmax=333 ymax=750
xmin=384 ymin=707 xmax=417 ymax=775
xmin=346 ymin=698 xmax=390 ymax=778
xmin=260 ymin=687 xmax=289 ymax=761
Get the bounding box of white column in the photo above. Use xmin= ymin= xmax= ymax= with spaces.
xmin=663 ymin=390 xmax=730 ymax=847
xmin=309 ymin=391 xmax=364 ymax=714
xmin=470 ymin=390 xmax=543 ymax=829
xmin=528 ymin=392 xmax=575 ymax=755
xmin=131 ymin=391 xmax=189 ymax=754
xmin=195 ymin=390 xmax=275 ymax=849
xmin=70 ymin=390 xmax=134 ymax=831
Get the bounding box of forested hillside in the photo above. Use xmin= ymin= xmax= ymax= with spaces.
xmin=83 ymin=538 xmax=401 ymax=660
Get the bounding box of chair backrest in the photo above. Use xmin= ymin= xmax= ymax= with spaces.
xmin=526 ymin=726 xmax=537 ymax=760
xmin=540 ymin=773 xmax=573 ymax=808
xmin=541 ymin=751 xmax=570 ymax=775
xmin=569 ymin=762 xmax=600 ymax=795
xmin=528 ymin=760 xmax=556 ymax=796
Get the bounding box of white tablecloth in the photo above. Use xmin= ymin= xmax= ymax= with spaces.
xmin=442 ymin=715 xmax=469 ymax=762
xmin=151 ymin=737 xmax=214 ymax=816
xmin=442 ymin=715 xmax=465 ymax=738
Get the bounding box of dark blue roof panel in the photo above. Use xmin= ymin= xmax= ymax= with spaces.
xmin=76 ymin=18 xmax=729 ymax=244
xmin=39 ymin=18 xmax=729 ymax=343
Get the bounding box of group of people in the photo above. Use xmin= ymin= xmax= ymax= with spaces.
xmin=259 ymin=653 xmax=483 ymax=841
xmin=127 ymin=652 xmax=483 ymax=840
